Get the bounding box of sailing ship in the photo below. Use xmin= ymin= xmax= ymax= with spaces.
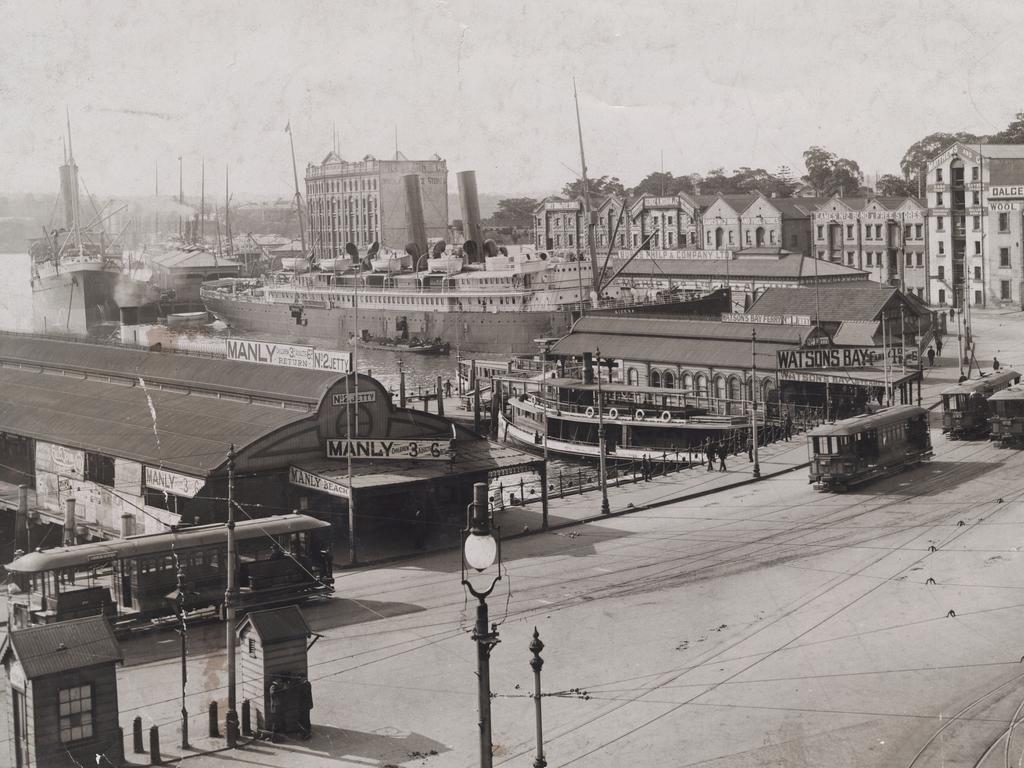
xmin=31 ymin=116 xmax=159 ymax=336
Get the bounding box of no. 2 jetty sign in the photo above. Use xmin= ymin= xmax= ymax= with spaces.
xmin=326 ymin=439 xmax=452 ymax=460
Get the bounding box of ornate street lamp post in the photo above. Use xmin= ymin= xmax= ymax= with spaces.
xmin=462 ymin=482 xmax=502 ymax=768
xmin=594 ymin=347 xmax=610 ymax=515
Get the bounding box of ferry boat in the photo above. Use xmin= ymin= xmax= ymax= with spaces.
xmin=201 ymin=245 xmax=671 ymax=355
xmin=31 ymin=120 xmax=159 ymax=336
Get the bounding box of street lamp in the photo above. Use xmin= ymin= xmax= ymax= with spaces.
xmin=594 ymin=347 xmax=610 ymax=515
xmin=462 ymin=482 xmax=502 ymax=768
xmin=166 ymin=564 xmax=194 ymax=749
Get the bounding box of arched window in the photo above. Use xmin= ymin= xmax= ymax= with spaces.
xmin=715 ymin=375 xmax=727 ymax=400
xmin=694 ymin=373 xmax=707 ymax=396
xmin=650 ymin=370 xmax=661 ymax=387
xmin=627 ymin=368 xmax=639 ymax=386
xmin=728 ymin=376 xmax=743 ymax=401
xmin=761 ymin=378 xmax=774 ymax=402
xmin=663 ymin=371 xmax=675 ymax=389
xmin=682 ymin=372 xmax=693 ymax=391
xmin=755 ymin=226 xmax=765 ymax=247
xmin=715 ymin=227 xmax=724 ymax=248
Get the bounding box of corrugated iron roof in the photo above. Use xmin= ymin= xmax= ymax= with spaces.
xmin=0 ymin=366 xmax=301 ymax=476
xmin=238 ymin=605 xmax=311 ymax=644
xmin=748 ymin=285 xmax=910 ymax=322
xmin=614 ymin=254 xmax=866 ymax=280
xmin=1 ymin=616 xmax=122 ymax=678
xmin=568 ymin=315 xmax=812 ymax=343
xmin=832 ymin=321 xmax=880 ymax=347
xmin=0 ymin=334 xmax=340 ymax=407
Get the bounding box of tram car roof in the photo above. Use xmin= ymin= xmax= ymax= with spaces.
xmin=940 ymin=370 xmax=1021 ymax=396
xmin=6 ymin=513 xmax=330 ymax=574
xmin=987 ymin=382 xmax=1024 ymax=402
xmin=807 ymin=405 xmax=929 ymax=438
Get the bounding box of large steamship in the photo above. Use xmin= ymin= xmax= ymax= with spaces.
xmin=31 ymin=120 xmax=158 ymax=337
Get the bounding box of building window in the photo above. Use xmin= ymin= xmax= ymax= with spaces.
xmin=663 ymin=371 xmax=675 ymax=388
xmin=936 ymin=168 xmax=944 ymax=183
xmin=790 ymin=234 xmax=798 ymax=247
xmin=936 ymin=192 xmax=944 ymax=206
xmin=248 ymin=638 xmax=257 ymax=657
xmin=975 ymin=240 xmax=982 ymax=255
xmin=667 ymin=216 xmax=674 ymax=226
xmin=906 ymin=252 xmax=913 ymax=267
xmin=846 ymin=224 xmax=854 ymax=239
xmin=816 ymin=225 xmax=824 ymax=239
xmin=973 ymin=215 xmax=981 ymax=231
xmin=917 ymin=252 xmax=923 ymax=267
xmin=915 ymin=224 xmax=923 ymax=239
xmin=973 ymin=191 xmax=981 ymax=205
xmin=1001 ymin=247 xmax=1011 ymax=267
xmin=938 ymin=241 xmax=945 ymax=254
xmin=650 ymin=370 xmax=661 ymax=387
xmin=769 ymin=230 xmax=776 ymax=244
xmin=59 ymin=684 xmax=94 ymax=743
xmin=847 ymin=251 xmax=854 ymax=265
xmin=1002 ymin=281 xmax=1011 ymax=300
xmin=936 ymin=216 xmax=944 ymax=231
xmin=728 ymin=231 xmax=734 ymax=244
xmin=567 ymin=234 xmax=574 ymax=246
xmin=875 ymin=224 xmax=883 ymax=239
xmin=939 ymin=288 xmax=946 ymax=304
xmin=745 ymin=231 xmax=751 ymax=245
xmin=938 ymin=265 xmax=945 ymax=280
xmin=904 ymin=224 xmax=912 ymax=240
xmin=974 ymin=266 xmax=982 ymax=279
xmin=1000 ymin=212 xmax=1010 ymax=232
xmin=682 ymin=372 xmax=693 ymax=391
xmin=85 ymin=452 xmax=115 ymax=487
xmin=972 ymin=166 xmax=980 ymax=181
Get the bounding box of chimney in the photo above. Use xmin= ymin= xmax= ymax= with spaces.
xmin=64 ymin=498 xmax=77 ymax=546
xmin=402 ymin=174 xmax=428 ymax=257
xmin=457 ymin=171 xmax=484 ymax=260
xmin=582 ymin=352 xmax=594 ymax=384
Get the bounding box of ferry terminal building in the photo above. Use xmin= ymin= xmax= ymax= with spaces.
xmin=0 ymin=334 xmax=540 ymax=562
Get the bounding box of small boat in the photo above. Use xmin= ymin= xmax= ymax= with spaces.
xmin=370 ymin=248 xmax=408 ymax=273
xmin=166 ymin=311 xmax=210 ymax=330
xmin=427 ymin=254 xmax=464 ymax=274
xmin=351 ymin=335 xmax=450 ymax=355
xmin=317 ymin=258 xmax=346 ymax=271
xmin=280 ymin=256 xmax=309 ymax=271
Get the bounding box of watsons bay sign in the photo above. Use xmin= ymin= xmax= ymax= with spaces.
xmin=326 ymin=439 xmax=452 ymax=461
xmin=777 ymin=347 xmax=883 ymax=370
xmin=225 ymin=338 xmax=351 ymax=372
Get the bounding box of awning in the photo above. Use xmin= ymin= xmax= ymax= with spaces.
xmin=780 ymin=367 xmax=919 ymax=387
xmin=289 ymin=439 xmax=541 ymax=497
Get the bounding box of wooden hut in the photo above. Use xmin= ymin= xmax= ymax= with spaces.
xmin=1 ymin=616 xmax=123 ymax=768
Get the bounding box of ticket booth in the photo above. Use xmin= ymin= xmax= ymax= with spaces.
xmin=1 ymin=616 xmax=124 ymax=768
xmin=238 ymin=605 xmax=315 ymax=738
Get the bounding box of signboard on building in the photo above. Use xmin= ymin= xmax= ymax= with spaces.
xmin=722 ymin=313 xmax=812 ymax=326
xmin=326 ymin=439 xmax=452 ymax=460
xmin=225 ymin=338 xmax=351 ymax=373
xmin=991 ymin=201 xmax=1022 ymax=212
xmin=36 ymin=441 xmax=85 ymax=478
xmin=933 ymin=144 xmax=981 ymax=166
xmin=989 ymin=186 xmax=1024 ymax=200
xmin=144 ymin=467 xmax=205 ymax=498
xmin=547 ymin=201 xmax=581 ymax=211
xmin=289 ymin=465 xmax=350 ymax=499
xmin=623 ymin=249 xmax=732 ymax=260
xmin=781 ymin=371 xmax=871 ymax=385
xmin=777 ymin=347 xmax=882 ymax=370
xmin=332 ymin=391 xmax=376 ymax=406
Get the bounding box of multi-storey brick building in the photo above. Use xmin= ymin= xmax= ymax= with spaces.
xmin=305 ymin=151 xmax=448 ymax=260
xmin=810 ymin=195 xmax=928 ymax=299
xmin=926 ymin=142 xmax=1024 ymax=308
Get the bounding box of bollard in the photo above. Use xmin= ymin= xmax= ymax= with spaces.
xmin=132 ymin=716 xmax=145 ymax=754
xmin=149 ymin=724 xmax=162 ymax=765
xmin=242 ymin=699 xmax=252 ymax=736
xmin=209 ymin=701 xmax=220 ymax=738
xmin=577 ymin=468 xmax=583 ymax=495
xmin=558 ymin=470 xmax=563 ymax=497
xmin=520 ymin=477 xmax=525 ymax=502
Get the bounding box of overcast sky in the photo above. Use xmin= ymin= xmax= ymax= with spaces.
xmin=1 ymin=0 xmax=1022 ymax=200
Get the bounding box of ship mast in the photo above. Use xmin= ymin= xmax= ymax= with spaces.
xmin=286 ymin=120 xmax=307 ymax=254
xmin=225 ymin=165 xmax=233 ymax=259
xmin=573 ymin=80 xmax=600 ymax=300
xmin=65 ymin=108 xmax=82 ymax=254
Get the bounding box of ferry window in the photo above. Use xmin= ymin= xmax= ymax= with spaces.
xmin=627 ymin=368 xmax=638 ymax=386
xmin=650 ymin=370 xmax=661 ymax=387
xmin=85 ymin=452 xmax=115 ymax=487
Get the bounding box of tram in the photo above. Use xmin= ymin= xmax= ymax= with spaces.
xmin=940 ymin=370 xmax=1021 ymax=439
xmin=988 ymin=383 xmax=1024 ymax=446
xmin=5 ymin=513 xmax=334 ymax=633
xmin=808 ymin=405 xmax=932 ymax=491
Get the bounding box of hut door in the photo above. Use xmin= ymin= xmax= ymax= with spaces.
xmin=13 ymin=688 xmax=27 ymax=767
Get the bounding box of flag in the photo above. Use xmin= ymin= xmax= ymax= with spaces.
xmin=285 ymin=121 xmax=291 ymax=133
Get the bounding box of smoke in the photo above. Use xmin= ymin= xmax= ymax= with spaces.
xmin=126 ymin=196 xmax=194 ymax=219
xmin=114 ymin=274 xmax=160 ymax=306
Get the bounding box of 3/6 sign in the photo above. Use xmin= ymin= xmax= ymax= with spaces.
xmin=326 ymin=439 xmax=452 ymax=460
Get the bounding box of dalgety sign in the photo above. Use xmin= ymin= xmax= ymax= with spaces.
xmin=777 ymin=348 xmax=881 ymax=370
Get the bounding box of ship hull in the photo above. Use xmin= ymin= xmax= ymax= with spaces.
xmin=32 ymin=268 xmax=160 ymax=336
xmin=203 ymin=295 xmax=574 ymax=354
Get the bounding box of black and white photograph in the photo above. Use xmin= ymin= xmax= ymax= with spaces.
xmin=2 ymin=1 xmax=1024 ymax=765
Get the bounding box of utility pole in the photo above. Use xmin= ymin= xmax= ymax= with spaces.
xmin=751 ymin=329 xmax=761 ymax=479
xmin=224 ymin=445 xmax=239 ymax=747
xmin=594 ymin=347 xmax=610 ymax=515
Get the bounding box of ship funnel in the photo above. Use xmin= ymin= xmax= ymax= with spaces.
xmin=403 ymin=174 xmax=428 ymax=258
xmin=59 ymin=162 xmax=78 ymax=230
xmin=457 ymin=171 xmax=483 ymax=263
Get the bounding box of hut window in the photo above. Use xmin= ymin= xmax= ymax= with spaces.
xmin=59 ymin=684 xmax=94 ymax=742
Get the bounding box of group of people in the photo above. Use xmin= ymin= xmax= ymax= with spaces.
xmin=264 ymin=677 xmax=313 ymax=742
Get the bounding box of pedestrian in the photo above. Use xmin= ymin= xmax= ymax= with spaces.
xmin=267 ymin=680 xmax=283 ymax=742
xmin=746 ymin=435 xmax=753 ymax=462
xmin=936 ymin=337 xmax=943 ymax=356
xmin=927 ymin=347 xmax=935 ymax=367
xmin=705 ymin=441 xmax=715 ymax=472
xmin=444 ymin=379 xmax=452 ymax=397
xmin=641 ymin=454 xmax=650 ymax=481
xmin=784 ymin=413 xmax=793 ymax=441
xmin=298 ymin=678 xmax=313 ymax=739
xmin=717 ymin=442 xmax=727 ymax=472
xmin=994 ymin=356 xmax=1001 ymax=371
xmin=949 ymin=307 xmax=955 ymax=321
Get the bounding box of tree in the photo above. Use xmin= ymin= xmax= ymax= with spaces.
xmin=561 ymin=175 xmax=626 ymax=200
xmin=629 ymin=171 xmax=695 ymax=197
xmin=875 ymin=174 xmax=917 ymax=197
xmin=989 ymin=111 xmax=1024 ymax=143
xmin=802 ymin=146 xmax=864 ymax=196
xmin=489 ymin=197 xmax=538 ymax=228
xmin=899 ymin=131 xmax=982 ymax=192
